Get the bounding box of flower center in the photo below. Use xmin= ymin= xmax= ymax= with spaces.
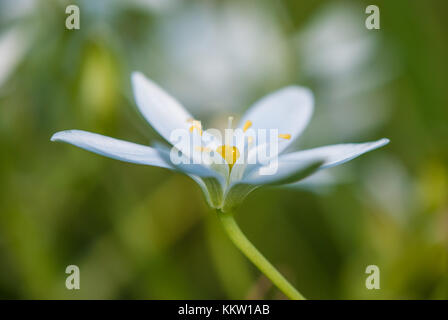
xmin=187 ymin=116 xmax=291 ymax=171
xmin=216 ymin=145 xmax=240 ymax=169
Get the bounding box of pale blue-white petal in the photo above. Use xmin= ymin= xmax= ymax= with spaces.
xmin=228 ymin=142 xmax=269 ymax=185
xmin=241 ymin=158 xmax=324 ymax=186
xmin=52 ymin=130 xmax=225 ymax=208
xmin=152 ymin=142 xmax=225 ymax=179
xmin=278 ymin=138 xmax=390 ymax=169
xmin=51 ymin=130 xmax=172 ymax=169
xmin=222 ymin=138 xmax=389 ymax=211
xmin=238 ymin=86 xmax=314 ymax=154
xmin=131 ymin=72 xmax=193 ymax=144
xmin=222 ymin=158 xmax=323 ymax=212
xmin=154 ymin=144 xmax=226 ymax=208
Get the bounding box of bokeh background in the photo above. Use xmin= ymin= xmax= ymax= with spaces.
xmin=0 ymin=0 xmax=447 ymax=299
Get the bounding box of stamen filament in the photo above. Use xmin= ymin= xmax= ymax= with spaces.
xmin=227 ymin=116 xmax=234 ymax=129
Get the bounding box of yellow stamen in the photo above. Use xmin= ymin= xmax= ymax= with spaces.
xmin=189 ymin=120 xmax=202 ymax=135
xmin=243 ymin=120 xmax=252 ymax=132
xmin=247 ymin=136 xmax=254 ymax=144
xmin=216 ymin=145 xmax=240 ymax=170
xmin=189 ymin=126 xmax=202 ymax=135
xmin=278 ymin=134 xmax=291 ymax=140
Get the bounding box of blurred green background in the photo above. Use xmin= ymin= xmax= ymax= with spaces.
xmin=0 ymin=0 xmax=447 ymax=299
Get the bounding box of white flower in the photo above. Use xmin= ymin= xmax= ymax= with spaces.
xmin=51 ymin=72 xmax=389 ymax=212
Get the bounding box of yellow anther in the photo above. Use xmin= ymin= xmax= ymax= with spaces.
xmin=247 ymin=136 xmax=254 ymax=144
xmin=243 ymin=120 xmax=252 ymax=132
xmin=189 ymin=126 xmax=202 ymax=135
xmin=216 ymin=145 xmax=240 ymax=170
xmin=189 ymin=120 xmax=202 ymax=135
xmin=278 ymin=133 xmax=291 ymax=140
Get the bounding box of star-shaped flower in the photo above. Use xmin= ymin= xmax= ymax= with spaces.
xmin=51 ymin=72 xmax=389 ymax=212
xmin=51 ymin=72 xmax=390 ymax=299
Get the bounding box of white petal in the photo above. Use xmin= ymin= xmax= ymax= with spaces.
xmin=131 ymin=72 xmax=193 ymax=144
xmin=51 ymin=130 xmax=171 ymax=169
xmin=279 ymin=138 xmax=390 ymax=169
xmin=228 ymin=142 xmax=269 ymax=184
xmin=154 ymin=145 xmax=226 ymax=208
xmin=151 ymin=142 xmax=223 ymax=177
xmin=242 ymin=158 xmax=324 ymax=186
xmin=238 ymin=86 xmax=314 ymax=154
xmin=222 ymin=158 xmax=323 ymax=212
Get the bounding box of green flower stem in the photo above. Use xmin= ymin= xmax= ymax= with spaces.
xmin=217 ymin=209 xmax=306 ymax=300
